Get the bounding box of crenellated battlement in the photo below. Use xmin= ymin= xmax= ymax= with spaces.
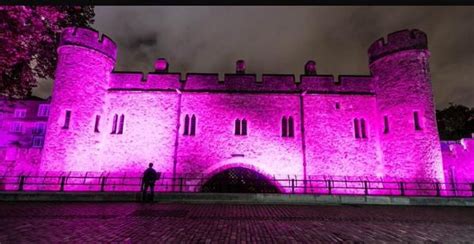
xmin=108 ymin=71 xmax=373 ymax=94
xmin=109 ymin=72 xmax=182 ymax=90
xmin=60 ymin=27 xmax=117 ymax=60
xmin=368 ymin=29 xmax=427 ymax=64
xmin=299 ymin=75 xmax=374 ymax=94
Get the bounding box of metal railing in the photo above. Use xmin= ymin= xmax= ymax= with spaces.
xmin=0 ymin=172 xmax=473 ymax=197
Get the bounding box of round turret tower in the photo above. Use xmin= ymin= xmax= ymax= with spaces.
xmin=369 ymin=29 xmax=444 ymax=182
xmin=41 ymin=27 xmax=117 ymax=172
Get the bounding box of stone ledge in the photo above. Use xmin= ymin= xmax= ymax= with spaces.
xmin=0 ymin=192 xmax=473 ymax=206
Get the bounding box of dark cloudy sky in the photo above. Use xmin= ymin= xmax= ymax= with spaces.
xmin=34 ymin=6 xmax=474 ymax=109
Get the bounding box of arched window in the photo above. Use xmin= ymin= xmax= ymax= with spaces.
xmin=354 ymin=118 xmax=360 ymax=138
xmin=118 ymin=114 xmax=125 ymax=134
xmin=281 ymin=117 xmax=288 ymax=137
xmin=288 ymin=116 xmax=294 ymax=137
xmin=360 ymin=119 xmax=367 ymax=138
xmin=235 ymin=119 xmax=241 ymax=135
xmin=241 ymin=119 xmax=247 ymax=135
xmin=190 ymin=115 xmax=196 ymax=136
xmin=183 ymin=115 xmax=190 ymax=135
xmin=111 ymin=114 xmax=118 ymax=134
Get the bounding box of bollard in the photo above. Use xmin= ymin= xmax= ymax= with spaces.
xmin=435 ymin=182 xmax=441 ymax=197
xmin=100 ymin=176 xmax=106 ymax=192
xmin=399 ymin=182 xmax=405 ymax=196
xmin=303 ymin=179 xmax=307 ymax=194
xmin=291 ymin=179 xmax=295 ymax=194
xmin=18 ymin=176 xmax=25 ymax=191
xmin=327 ymin=180 xmax=332 ymax=195
xmin=179 ymin=177 xmax=183 ymax=193
xmin=60 ymin=176 xmax=66 ymax=192
xmin=364 ymin=181 xmax=368 ymax=195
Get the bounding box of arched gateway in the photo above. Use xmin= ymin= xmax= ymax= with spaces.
xmin=201 ymin=167 xmax=281 ymax=193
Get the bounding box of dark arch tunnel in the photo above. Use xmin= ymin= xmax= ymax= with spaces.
xmin=201 ymin=167 xmax=281 ymax=193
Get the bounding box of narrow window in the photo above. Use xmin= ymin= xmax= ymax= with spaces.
xmin=241 ymin=119 xmax=247 ymax=135
xmin=32 ymin=136 xmax=44 ymax=148
xmin=190 ymin=115 xmax=196 ymax=136
xmin=63 ymin=110 xmax=71 ymax=129
xmin=235 ymin=119 xmax=241 ymax=135
xmin=288 ymin=116 xmax=294 ymax=137
xmin=14 ymin=109 xmax=27 ymax=118
xmin=37 ymin=104 xmax=50 ymax=117
xmin=10 ymin=122 xmax=22 ymax=133
xmin=281 ymin=117 xmax=288 ymax=137
xmin=94 ymin=115 xmax=101 ymax=133
xmin=111 ymin=114 xmax=118 ymax=134
xmin=383 ymin=116 xmax=389 ymax=134
xmin=183 ymin=115 xmax=190 ymax=135
xmin=118 ymin=114 xmax=125 ymax=134
xmin=354 ymin=119 xmax=360 ymax=138
xmin=35 ymin=122 xmax=46 ymax=135
xmin=414 ymin=112 xmax=421 ymax=131
xmin=360 ymin=119 xmax=367 ymax=138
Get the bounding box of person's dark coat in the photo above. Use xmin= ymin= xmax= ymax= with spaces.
xmin=143 ymin=168 xmax=158 ymax=184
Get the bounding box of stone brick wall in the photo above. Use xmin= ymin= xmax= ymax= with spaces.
xmin=31 ymin=27 xmax=463 ymax=192
xmin=303 ymin=94 xmax=382 ymax=177
xmin=177 ymin=93 xmax=304 ymax=180
xmin=441 ymin=138 xmax=474 ymax=182
xmin=98 ymin=91 xmax=179 ymax=174
xmin=40 ymin=34 xmax=115 ymax=172
xmin=370 ymin=34 xmax=444 ymax=181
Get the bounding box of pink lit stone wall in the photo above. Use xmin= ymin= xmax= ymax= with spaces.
xmin=40 ymin=27 xmax=116 ymax=172
xmin=303 ymin=94 xmax=382 ymax=178
xmin=177 ymin=93 xmax=304 ymax=181
xmin=25 ymin=26 xmax=474 ymax=194
xmin=99 ymin=91 xmax=179 ymax=174
xmin=369 ymin=30 xmax=444 ymax=182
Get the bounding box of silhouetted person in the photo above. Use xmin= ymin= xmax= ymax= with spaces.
xmin=142 ymin=163 xmax=159 ymax=202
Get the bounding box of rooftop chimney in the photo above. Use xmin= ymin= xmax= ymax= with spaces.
xmin=304 ymin=60 xmax=317 ymax=75
xmin=155 ymin=58 xmax=169 ymax=73
xmin=236 ymin=60 xmax=246 ymax=74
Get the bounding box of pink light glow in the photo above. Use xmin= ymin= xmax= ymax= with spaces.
xmin=1 ymin=27 xmax=472 ymax=195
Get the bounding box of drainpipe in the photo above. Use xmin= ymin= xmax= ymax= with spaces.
xmin=299 ymin=90 xmax=308 ymax=193
xmin=172 ymin=88 xmax=183 ymax=192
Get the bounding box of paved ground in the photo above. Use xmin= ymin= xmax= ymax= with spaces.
xmin=0 ymin=202 xmax=474 ymax=243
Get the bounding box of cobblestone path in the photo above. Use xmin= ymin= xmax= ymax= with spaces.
xmin=0 ymin=202 xmax=474 ymax=243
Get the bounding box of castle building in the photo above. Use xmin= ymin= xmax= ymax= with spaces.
xmin=1 ymin=27 xmax=473 ymax=192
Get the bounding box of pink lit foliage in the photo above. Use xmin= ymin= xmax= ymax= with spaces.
xmin=0 ymin=6 xmax=94 ymax=98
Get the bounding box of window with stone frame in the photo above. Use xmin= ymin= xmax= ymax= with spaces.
xmin=235 ymin=118 xmax=247 ymax=136
xmin=111 ymin=114 xmax=118 ymax=134
xmin=282 ymin=116 xmax=295 ymax=138
xmin=354 ymin=118 xmax=368 ymax=139
xmin=14 ymin=109 xmax=26 ymax=118
xmin=183 ymin=114 xmax=196 ymax=136
xmin=63 ymin=110 xmax=71 ymax=129
xmin=37 ymin=104 xmax=50 ymax=117
xmin=32 ymin=136 xmax=44 ymax=148
xmin=34 ymin=122 xmax=46 ymax=135
xmin=10 ymin=122 xmax=23 ymax=133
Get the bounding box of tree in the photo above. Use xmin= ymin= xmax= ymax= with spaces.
xmin=0 ymin=6 xmax=95 ymax=99
xmin=436 ymin=104 xmax=474 ymax=141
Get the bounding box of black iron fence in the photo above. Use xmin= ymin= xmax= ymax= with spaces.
xmin=0 ymin=172 xmax=473 ymax=197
